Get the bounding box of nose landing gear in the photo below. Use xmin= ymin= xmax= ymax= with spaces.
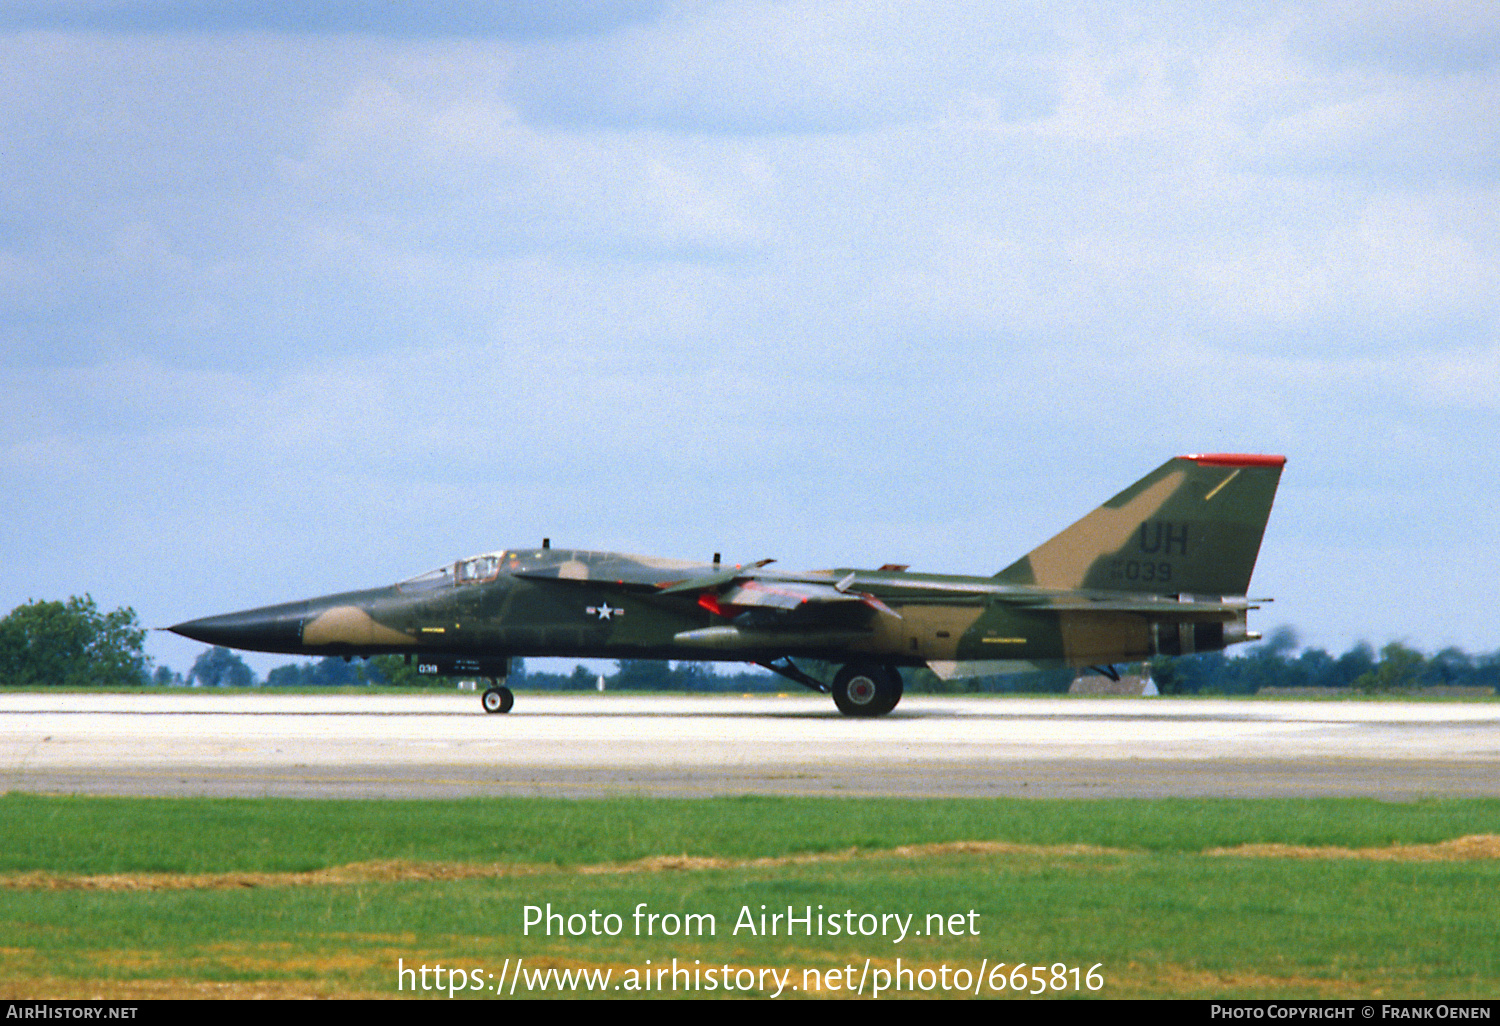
xmin=481 ymin=680 xmax=514 ymax=714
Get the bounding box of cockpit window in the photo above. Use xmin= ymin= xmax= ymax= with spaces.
xmin=400 ymin=551 xmax=512 ymax=591
xmin=398 ymin=564 xmax=454 ymax=592
xmin=456 ymin=554 xmax=501 ymax=584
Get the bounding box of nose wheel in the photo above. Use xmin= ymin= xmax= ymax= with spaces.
xmin=481 ymin=682 xmax=514 ymax=714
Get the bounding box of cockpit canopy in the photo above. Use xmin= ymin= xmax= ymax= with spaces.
xmin=397 ymin=563 xmax=455 ymax=592
xmin=398 ymin=548 xmax=570 ymax=592
xmin=457 ymin=554 xmax=501 ymax=584
xmin=398 ymin=547 xmax=716 ymax=594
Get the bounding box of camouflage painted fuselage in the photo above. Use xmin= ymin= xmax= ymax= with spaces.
xmin=172 ymin=454 xmax=1284 ymax=679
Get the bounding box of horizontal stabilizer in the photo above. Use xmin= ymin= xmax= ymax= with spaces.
xmin=999 ymin=594 xmax=1251 ymax=616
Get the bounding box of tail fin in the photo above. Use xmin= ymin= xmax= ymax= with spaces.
xmin=995 ymin=454 xmax=1285 ymax=596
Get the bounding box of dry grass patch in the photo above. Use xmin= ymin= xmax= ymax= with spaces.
xmin=1104 ymin=960 xmax=1393 ymax=999
xmin=0 ymin=976 xmax=370 ymax=1000
xmin=0 ymin=859 xmax=548 ymax=892
xmin=1205 ymin=834 xmax=1500 ymax=861
xmin=0 ymin=841 xmax=1132 ymax=892
xmin=8 ymin=835 xmax=1498 ymax=893
xmin=586 ymin=840 xmax=1130 ymax=874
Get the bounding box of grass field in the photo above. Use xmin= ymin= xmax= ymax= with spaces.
xmin=1 ymin=794 xmax=1498 ymax=999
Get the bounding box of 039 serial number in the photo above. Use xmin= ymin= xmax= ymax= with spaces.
xmin=1106 ymin=559 xmax=1172 ymax=583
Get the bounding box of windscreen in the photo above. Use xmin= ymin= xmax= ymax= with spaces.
xmin=398 ymin=564 xmax=455 ymax=592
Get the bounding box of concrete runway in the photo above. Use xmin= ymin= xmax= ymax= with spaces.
xmin=2 ymin=691 xmax=1498 ymax=799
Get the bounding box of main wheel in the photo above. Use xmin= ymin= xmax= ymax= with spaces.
xmin=482 ymin=685 xmax=514 ymax=714
xmin=832 ymin=663 xmax=902 ymax=717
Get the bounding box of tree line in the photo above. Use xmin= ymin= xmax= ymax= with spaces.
xmin=1145 ymin=628 xmax=1500 ymax=695
xmin=1 ymin=596 xmax=1495 ymax=695
xmin=166 ymin=653 xmax=796 ymax=692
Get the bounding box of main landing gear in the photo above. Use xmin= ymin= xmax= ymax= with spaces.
xmin=831 ymin=661 xmax=903 ymax=717
xmin=481 ymin=679 xmax=514 ymax=714
xmin=759 ymin=657 xmax=903 ymax=717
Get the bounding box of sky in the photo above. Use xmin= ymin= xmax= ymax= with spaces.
xmin=1 ymin=0 xmax=1497 ymax=677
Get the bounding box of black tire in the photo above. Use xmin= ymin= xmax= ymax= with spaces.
xmin=832 ymin=663 xmax=901 ymax=717
xmin=482 ymin=686 xmax=514 ymax=714
xmin=886 ymin=668 xmax=904 ymax=712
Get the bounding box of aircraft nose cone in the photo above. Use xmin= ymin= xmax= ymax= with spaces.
xmin=170 ymin=600 xmax=309 ymax=654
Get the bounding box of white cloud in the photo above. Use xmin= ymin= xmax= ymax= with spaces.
xmin=511 ymin=0 xmax=1062 ymax=132
xmin=0 ymin=2 xmax=670 ymax=39
xmin=1182 ymin=192 xmax=1498 ymax=343
xmin=1256 ymin=73 xmax=1500 ymax=181
xmin=1291 ymin=0 xmax=1500 ymax=74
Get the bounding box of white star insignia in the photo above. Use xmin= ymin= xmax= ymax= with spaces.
xmin=586 ymin=603 xmax=621 ymax=620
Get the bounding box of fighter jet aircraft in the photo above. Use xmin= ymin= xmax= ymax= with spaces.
xmin=171 ymin=454 xmax=1284 ymax=716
